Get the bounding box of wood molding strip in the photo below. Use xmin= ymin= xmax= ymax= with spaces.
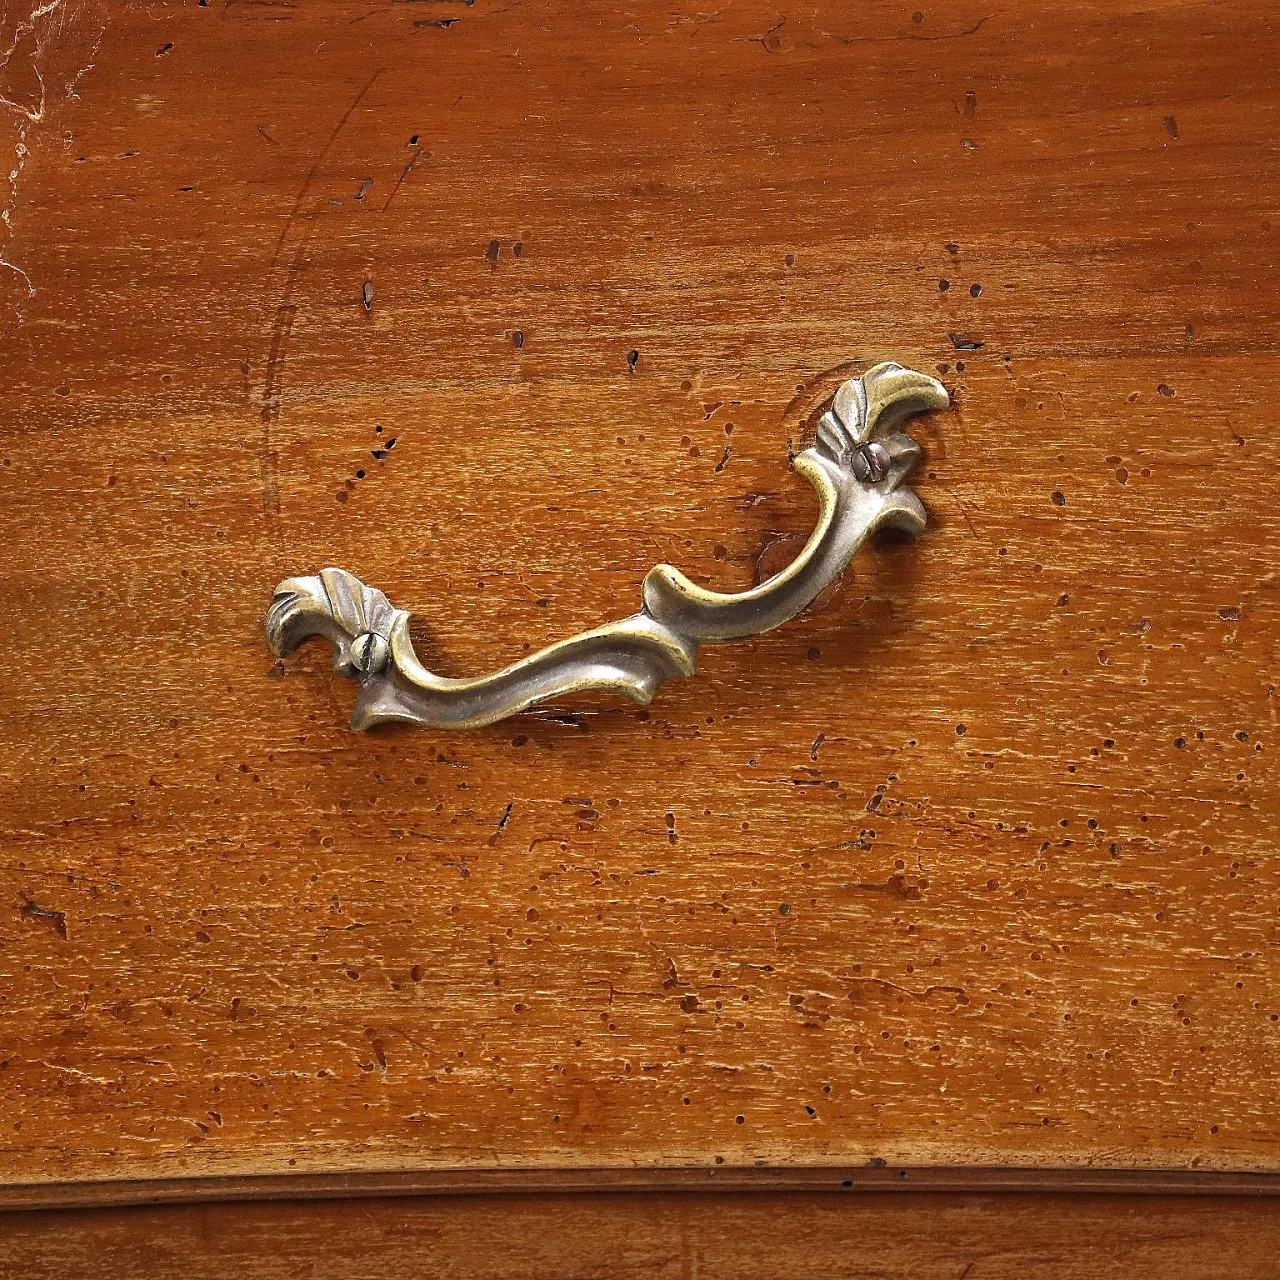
xmin=4 ymin=1166 xmax=1280 ymax=1212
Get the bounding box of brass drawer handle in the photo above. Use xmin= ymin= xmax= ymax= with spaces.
xmin=266 ymin=361 xmax=947 ymax=730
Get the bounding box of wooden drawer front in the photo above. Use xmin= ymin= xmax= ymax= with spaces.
xmin=0 ymin=0 xmax=1277 ymax=1201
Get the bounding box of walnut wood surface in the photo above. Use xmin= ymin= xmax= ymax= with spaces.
xmin=4 ymin=1191 xmax=1280 ymax=1279
xmin=1 ymin=0 xmax=1278 ymax=1198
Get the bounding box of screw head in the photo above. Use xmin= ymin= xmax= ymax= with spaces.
xmin=850 ymin=440 xmax=891 ymax=484
xmin=350 ymin=631 xmax=389 ymax=677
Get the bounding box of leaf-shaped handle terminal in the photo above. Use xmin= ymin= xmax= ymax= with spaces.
xmin=266 ymin=361 xmax=947 ymax=730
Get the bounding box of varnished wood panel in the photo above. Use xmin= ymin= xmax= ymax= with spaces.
xmin=4 ymin=1192 xmax=1280 ymax=1279
xmin=1 ymin=0 xmax=1278 ymax=1192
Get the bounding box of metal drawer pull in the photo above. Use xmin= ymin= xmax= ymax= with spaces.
xmin=265 ymin=361 xmax=947 ymax=730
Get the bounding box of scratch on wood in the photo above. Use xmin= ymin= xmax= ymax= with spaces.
xmin=382 ymin=146 xmax=425 ymax=211
xmin=258 ymin=450 xmax=281 ymax=514
xmin=1 ymin=0 xmax=109 ymax=323
xmin=258 ymin=70 xmax=380 ymax=461
xmin=20 ymin=898 xmax=67 ymax=939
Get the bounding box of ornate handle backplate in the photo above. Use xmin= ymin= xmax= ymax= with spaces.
xmin=265 ymin=360 xmax=947 ymax=730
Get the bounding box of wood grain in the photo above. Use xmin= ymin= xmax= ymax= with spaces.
xmin=0 ymin=0 xmax=1278 ymax=1194
xmin=5 ymin=1164 xmax=1280 ymax=1212
xmin=5 ymin=1191 xmax=1280 ymax=1279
